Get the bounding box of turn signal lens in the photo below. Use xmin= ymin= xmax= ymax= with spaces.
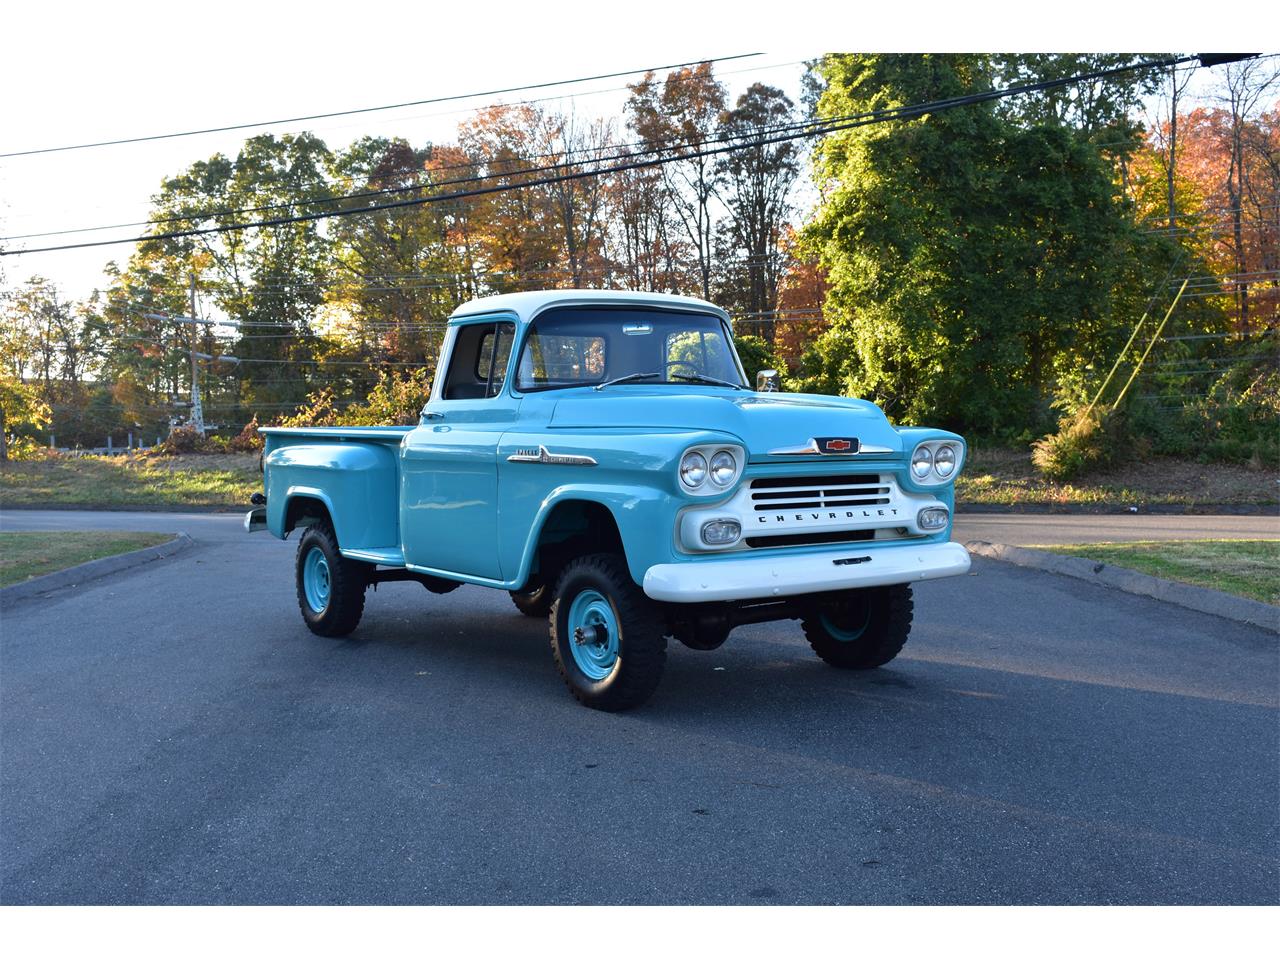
xmin=918 ymin=507 xmax=950 ymax=531
xmin=700 ymin=519 xmax=741 ymax=546
xmin=680 ymin=451 xmax=708 ymax=489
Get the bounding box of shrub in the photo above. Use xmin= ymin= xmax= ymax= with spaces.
xmin=1031 ymin=408 xmax=1120 ymax=480
xmin=151 ymin=425 xmax=212 ymax=456
xmin=227 ymin=416 xmax=265 ymax=452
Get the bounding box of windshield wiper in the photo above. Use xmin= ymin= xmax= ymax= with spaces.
xmin=593 ymin=371 xmax=662 ymax=391
xmin=670 ymin=372 xmax=746 ymax=391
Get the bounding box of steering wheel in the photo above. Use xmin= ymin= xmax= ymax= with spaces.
xmin=663 ymin=359 xmax=699 ymax=380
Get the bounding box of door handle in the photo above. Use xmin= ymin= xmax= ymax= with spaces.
xmin=422 ymin=411 xmax=446 ymax=421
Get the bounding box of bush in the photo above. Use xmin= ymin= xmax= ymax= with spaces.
xmin=1031 ymin=408 xmax=1120 ymax=480
xmin=227 ymin=416 xmax=264 ymax=452
xmin=280 ymin=371 xmax=432 ymax=428
xmin=151 ymin=425 xmax=213 ymax=456
xmin=733 ymin=334 xmax=785 ymax=386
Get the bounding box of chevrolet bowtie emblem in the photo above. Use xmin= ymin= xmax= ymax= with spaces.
xmin=819 ymin=437 xmax=857 ymax=453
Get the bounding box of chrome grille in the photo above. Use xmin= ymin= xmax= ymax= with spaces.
xmin=748 ymin=473 xmax=889 ymax=512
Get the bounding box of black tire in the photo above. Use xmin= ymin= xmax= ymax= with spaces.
xmin=801 ymin=584 xmax=913 ymax=669
xmin=549 ymin=553 xmax=667 ymax=711
xmin=509 ymin=579 xmax=553 ymax=618
xmin=295 ymin=523 xmax=368 ymax=637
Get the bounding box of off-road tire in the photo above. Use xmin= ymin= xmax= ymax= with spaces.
xmin=802 ymin=584 xmax=913 ymax=669
xmin=550 ymin=554 xmax=667 ymax=711
xmin=509 ymin=580 xmax=553 ymax=618
xmin=295 ymin=523 xmax=368 ymax=638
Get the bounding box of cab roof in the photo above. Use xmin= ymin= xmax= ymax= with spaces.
xmin=448 ymin=289 xmax=730 ymax=326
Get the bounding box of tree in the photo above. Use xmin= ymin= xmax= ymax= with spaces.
xmin=627 ymin=64 xmax=726 ymax=300
xmin=802 ymin=54 xmax=1135 ymax=435
xmin=143 ymin=133 xmax=338 ymax=415
xmin=714 ymin=83 xmax=801 ymax=338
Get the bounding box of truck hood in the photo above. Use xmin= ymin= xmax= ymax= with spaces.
xmin=547 ymin=389 xmax=902 ymax=459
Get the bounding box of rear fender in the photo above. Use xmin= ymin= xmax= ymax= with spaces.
xmin=264 ymin=442 xmax=399 ymax=549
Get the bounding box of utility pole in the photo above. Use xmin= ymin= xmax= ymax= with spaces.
xmin=189 ymin=271 xmax=205 ymax=435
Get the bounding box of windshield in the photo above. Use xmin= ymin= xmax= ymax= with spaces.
xmin=515 ymin=307 xmax=745 ymax=392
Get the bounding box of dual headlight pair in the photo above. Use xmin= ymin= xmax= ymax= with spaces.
xmin=910 ymin=441 xmax=963 ymax=484
xmin=679 ymin=444 xmax=743 ymax=494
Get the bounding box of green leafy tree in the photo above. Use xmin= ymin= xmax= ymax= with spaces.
xmin=802 ymin=54 xmax=1136 ymax=435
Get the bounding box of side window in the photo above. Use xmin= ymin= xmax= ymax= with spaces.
xmin=476 ymin=327 xmax=514 ymax=397
xmin=442 ymin=321 xmax=515 ymax=400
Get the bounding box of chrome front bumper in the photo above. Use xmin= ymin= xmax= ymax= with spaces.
xmin=642 ymin=541 xmax=970 ymax=603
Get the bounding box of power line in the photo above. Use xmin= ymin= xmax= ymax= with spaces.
xmin=4 ymin=53 xmax=1217 ymax=259
xmin=1 ymin=97 xmax=823 ymax=244
xmin=0 ymin=54 xmax=763 ymax=159
xmin=0 ymin=58 xmax=810 ymax=239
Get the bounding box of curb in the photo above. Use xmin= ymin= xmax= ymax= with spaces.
xmin=964 ymin=540 xmax=1279 ymax=636
xmin=0 ymin=533 xmax=196 ymax=605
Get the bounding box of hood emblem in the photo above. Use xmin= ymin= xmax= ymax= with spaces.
xmin=820 ymin=438 xmax=855 ymax=453
xmin=768 ymin=437 xmax=895 ymax=457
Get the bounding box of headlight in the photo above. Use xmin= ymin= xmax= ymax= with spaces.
xmin=679 ymin=451 xmax=708 ymax=489
xmin=677 ymin=444 xmax=744 ymax=495
xmin=709 ymin=450 xmax=737 ymax=487
xmin=934 ymin=444 xmax=956 ymax=478
xmin=909 ymin=440 xmax=965 ymax=485
xmin=911 ymin=445 xmax=933 ymax=479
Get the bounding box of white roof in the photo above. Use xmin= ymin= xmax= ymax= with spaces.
xmin=448 ymin=289 xmax=729 ymax=324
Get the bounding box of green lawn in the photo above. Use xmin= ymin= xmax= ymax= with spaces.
xmin=1039 ymin=539 xmax=1280 ymax=605
xmin=0 ymin=453 xmax=261 ymax=509
xmin=0 ymin=531 xmax=175 ymax=587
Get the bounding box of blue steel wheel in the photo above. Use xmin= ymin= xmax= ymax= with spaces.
xmin=550 ymin=553 xmax=667 ymax=711
xmin=819 ymin=602 xmax=871 ymax=642
xmin=802 ymin=585 xmax=913 ymax=670
xmin=302 ymin=546 xmax=332 ymax=614
xmin=295 ymin=523 xmax=368 ymax=638
xmin=566 ymin=589 xmax=620 ymax=681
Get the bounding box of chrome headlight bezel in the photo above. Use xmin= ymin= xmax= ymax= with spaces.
xmin=678 ymin=443 xmax=744 ymax=495
xmin=908 ymin=440 xmax=965 ymax=486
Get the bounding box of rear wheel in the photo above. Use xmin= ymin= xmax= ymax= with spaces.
xmin=550 ymin=554 xmax=666 ymax=711
xmin=509 ymin=578 xmax=553 ymax=618
xmin=295 ymin=524 xmax=368 ymax=637
xmin=802 ymin=584 xmax=913 ymax=669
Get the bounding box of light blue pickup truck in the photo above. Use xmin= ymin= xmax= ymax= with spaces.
xmin=248 ymin=290 xmax=969 ymax=710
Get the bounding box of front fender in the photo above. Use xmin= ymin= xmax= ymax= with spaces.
xmin=497 ymin=428 xmax=737 ymax=585
xmin=511 ymin=483 xmax=678 ymax=588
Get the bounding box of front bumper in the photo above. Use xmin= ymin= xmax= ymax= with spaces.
xmin=642 ymin=541 xmax=970 ymax=603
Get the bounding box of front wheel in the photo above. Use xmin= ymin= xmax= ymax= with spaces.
xmin=295 ymin=524 xmax=369 ymax=637
xmin=549 ymin=554 xmax=667 ymax=711
xmin=802 ymin=584 xmax=913 ymax=669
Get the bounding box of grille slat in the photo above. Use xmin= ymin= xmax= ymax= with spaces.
xmin=743 ymin=472 xmax=909 ymax=549
xmin=749 ymin=474 xmax=890 ymax=511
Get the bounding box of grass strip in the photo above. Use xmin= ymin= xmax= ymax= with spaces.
xmin=1038 ymin=539 xmax=1279 ymax=605
xmin=0 ymin=531 xmax=175 ymax=587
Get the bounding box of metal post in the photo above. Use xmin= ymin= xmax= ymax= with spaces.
xmin=107 ymin=435 xmax=113 ymax=455
xmin=189 ymin=272 xmax=205 ymax=435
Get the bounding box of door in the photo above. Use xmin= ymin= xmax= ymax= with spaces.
xmin=401 ymin=319 xmax=517 ymax=580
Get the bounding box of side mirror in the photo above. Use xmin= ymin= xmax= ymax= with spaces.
xmin=756 ymin=369 xmax=781 ymax=392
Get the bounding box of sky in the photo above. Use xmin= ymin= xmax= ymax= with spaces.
xmin=0 ymin=0 xmax=1266 ymax=303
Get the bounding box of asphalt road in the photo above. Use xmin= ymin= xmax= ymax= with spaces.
xmin=1 ymin=510 xmax=1276 ymax=904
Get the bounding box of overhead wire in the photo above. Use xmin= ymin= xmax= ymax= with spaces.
xmin=3 ymin=53 xmax=1221 ymax=258
xmin=0 ymin=53 xmax=764 ymax=159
